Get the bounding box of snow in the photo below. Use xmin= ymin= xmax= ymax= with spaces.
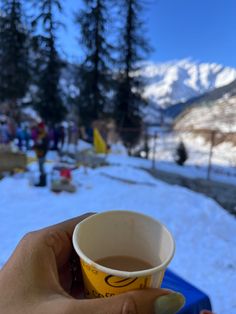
xmin=175 ymin=94 xmax=236 ymax=132
xmin=147 ymin=130 xmax=236 ymax=185
xmin=0 ymin=150 xmax=236 ymax=313
xmin=22 ymin=107 xmax=40 ymax=121
xmin=139 ymin=59 xmax=236 ymax=111
xmin=59 ymin=59 xmax=236 ymax=124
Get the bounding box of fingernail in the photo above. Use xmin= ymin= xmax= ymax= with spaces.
xmin=154 ymin=293 xmax=185 ymax=314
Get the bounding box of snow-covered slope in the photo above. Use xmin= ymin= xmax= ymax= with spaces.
xmin=175 ymin=94 xmax=236 ymax=132
xmin=0 ymin=152 xmax=235 ymax=313
xmin=140 ymin=59 xmax=236 ymax=109
xmin=172 ymin=76 xmax=236 ymax=133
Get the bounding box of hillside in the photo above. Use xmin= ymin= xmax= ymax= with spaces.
xmin=174 ymin=80 xmax=236 ymax=133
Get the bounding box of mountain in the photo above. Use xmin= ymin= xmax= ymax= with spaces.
xmin=174 ymin=79 xmax=236 ymax=133
xmin=164 ymin=79 xmax=236 ymax=119
xmin=23 ymin=59 xmax=236 ymax=125
xmin=139 ymin=59 xmax=236 ymax=123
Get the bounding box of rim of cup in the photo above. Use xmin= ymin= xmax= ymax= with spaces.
xmin=72 ymin=210 xmax=175 ymax=278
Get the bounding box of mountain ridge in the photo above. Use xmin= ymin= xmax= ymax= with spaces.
xmin=164 ymin=78 xmax=236 ymax=119
xmin=173 ymin=79 xmax=236 ymax=132
xmin=140 ymin=59 xmax=236 ymax=123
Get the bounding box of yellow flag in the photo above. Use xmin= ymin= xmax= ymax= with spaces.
xmin=93 ymin=128 xmax=107 ymax=154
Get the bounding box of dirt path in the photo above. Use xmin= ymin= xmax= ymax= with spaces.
xmin=100 ymin=172 xmax=156 ymax=187
xmin=146 ymin=168 xmax=236 ymax=217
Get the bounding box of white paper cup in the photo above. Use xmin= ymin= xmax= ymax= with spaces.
xmin=72 ymin=210 xmax=175 ymax=298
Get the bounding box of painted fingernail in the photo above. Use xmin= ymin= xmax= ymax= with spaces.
xmin=154 ymin=293 xmax=185 ymax=314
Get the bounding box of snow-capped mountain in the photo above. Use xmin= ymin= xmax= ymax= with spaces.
xmin=44 ymin=59 xmax=236 ymax=125
xmin=140 ymin=59 xmax=236 ymax=109
xmin=60 ymin=59 xmax=236 ymax=115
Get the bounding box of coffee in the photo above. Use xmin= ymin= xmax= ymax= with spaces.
xmin=96 ymin=255 xmax=153 ymax=272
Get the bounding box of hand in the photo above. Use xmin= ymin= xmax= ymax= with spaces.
xmin=0 ymin=213 xmax=185 ymax=314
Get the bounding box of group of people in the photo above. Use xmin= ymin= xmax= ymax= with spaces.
xmin=32 ymin=121 xmax=79 ymax=187
xmin=0 ymin=114 xmax=82 ymax=187
xmin=0 ymin=115 xmax=15 ymax=145
xmin=0 ymin=116 xmax=66 ymax=152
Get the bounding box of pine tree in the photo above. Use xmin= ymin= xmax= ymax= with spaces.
xmin=175 ymin=141 xmax=188 ymax=166
xmin=114 ymin=0 xmax=150 ymax=151
xmin=31 ymin=0 xmax=66 ymax=124
xmin=76 ymin=0 xmax=114 ymax=126
xmin=0 ymin=0 xmax=30 ymax=119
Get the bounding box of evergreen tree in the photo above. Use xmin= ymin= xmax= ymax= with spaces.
xmin=76 ymin=0 xmax=113 ymax=126
xmin=31 ymin=0 xmax=66 ymax=124
xmin=175 ymin=141 xmax=188 ymax=166
xmin=114 ymin=0 xmax=150 ymax=151
xmin=0 ymin=0 xmax=30 ymax=118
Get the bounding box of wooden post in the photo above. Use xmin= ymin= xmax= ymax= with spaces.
xmin=207 ymin=131 xmax=215 ymax=181
xmin=144 ymin=127 xmax=149 ymax=159
xmin=152 ymin=132 xmax=158 ymax=169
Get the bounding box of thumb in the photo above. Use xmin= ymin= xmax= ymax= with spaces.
xmin=69 ymin=289 xmax=185 ymax=314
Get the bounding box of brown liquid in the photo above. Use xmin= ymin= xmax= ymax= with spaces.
xmin=96 ymin=255 xmax=153 ymax=271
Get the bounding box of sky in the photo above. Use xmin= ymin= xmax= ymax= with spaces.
xmin=58 ymin=0 xmax=236 ymax=68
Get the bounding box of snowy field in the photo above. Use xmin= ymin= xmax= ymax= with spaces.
xmin=147 ymin=130 xmax=236 ymax=185
xmin=0 ymin=151 xmax=236 ymax=313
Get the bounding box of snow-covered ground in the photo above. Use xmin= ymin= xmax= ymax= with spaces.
xmin=0 ymin=149 xmax=235 ymax=313
xmin=147 ymin=130 xmax=236 ymax=185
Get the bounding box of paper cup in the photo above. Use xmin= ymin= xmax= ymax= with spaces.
xmin=72 ymin=210 xmax=175 ymax=298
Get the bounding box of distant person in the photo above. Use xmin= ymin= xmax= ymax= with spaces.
xmin=52 ymin=125 xmax=59 ymax=151
xmin=31 ymin=125 xmax=38 ymax=144
xmin=48 ymin=126 xmax=55 ymax=150
xmin=7 ymin=118 xmax=16 ymax=142
xmin=33 ymin=122 xmax=49 ymax=187
xmin=22 ymin=125 xmax=30 ymax=151
xmin=16 ymin=124 xmax=23 ymax=150
xmin=85 ymin=125 xmax=93 ymax=144
xmin=58 ymin=125 xmax=65 ymax=151
xmin=0 ymin=118 xmax=9 ymax=144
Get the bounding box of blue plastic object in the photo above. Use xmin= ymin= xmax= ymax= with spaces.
xmin=162 ymin=269 xmax=212 ymax=314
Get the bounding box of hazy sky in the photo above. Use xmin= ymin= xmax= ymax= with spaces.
xmin=58 ymin=0 xmax=236 ymax=68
